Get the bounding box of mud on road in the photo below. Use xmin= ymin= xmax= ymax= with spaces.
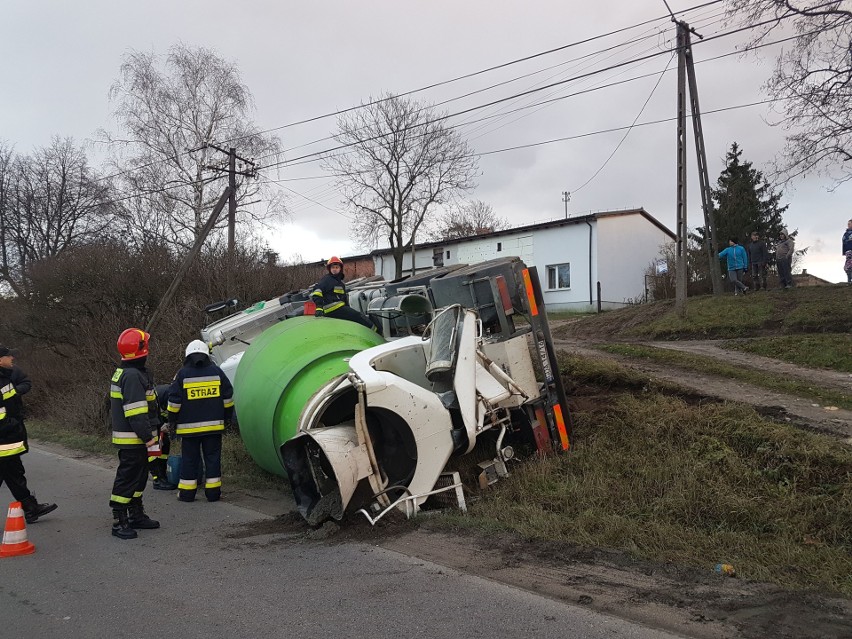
xmin=225 ymin=513 xmax=852 ymax=639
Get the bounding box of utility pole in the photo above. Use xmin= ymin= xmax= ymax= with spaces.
xmin=667 ymin=2 xmax=724 ymax=309
xmin=684 ymin=28 xmax=723 ymax=295
xmin=562 ymin=191 xmax=570 ymax=219
xmin=675 ymin=24 xmax=688 ymax=317
xmin=203 ymin=143 xmax=257 ymax=293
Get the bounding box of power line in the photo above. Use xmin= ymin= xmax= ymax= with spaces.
xmin=216 ymin=0 xmax=726 ymax=146
xmin=571 ymin=53 xmax=676 ymax=194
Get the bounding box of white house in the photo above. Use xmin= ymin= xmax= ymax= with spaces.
xmin=371 ymin=208 xmax=675 ymax=311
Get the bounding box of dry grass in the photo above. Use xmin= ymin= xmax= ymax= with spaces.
xmin=438 ymin=355 xmax=852 ymax=596
xmin=724 ymin=334 xmax=852 ymax=373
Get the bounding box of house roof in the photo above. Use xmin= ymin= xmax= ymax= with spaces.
xmin=369 ymin=207 xmax=675 ymax=256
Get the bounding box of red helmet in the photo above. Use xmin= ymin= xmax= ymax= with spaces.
xmin=117 ymin=328 xmax=150 ymax=361
xmin=326 ymin=256 xmax=343 ymax=269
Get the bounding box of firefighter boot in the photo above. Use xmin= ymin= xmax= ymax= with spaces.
xmin=128 ymin=498 xmax=160 ymax=529
xmin=112 ymin=508 xmax=138 ymax=540
xmin=21 ymin=494 xmax=58 ymax=524
xmin=152 ymin=460 xmax=176 ymax=490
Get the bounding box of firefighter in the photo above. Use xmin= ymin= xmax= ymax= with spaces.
xmin=310 ymin=256 xmax=378 ymax=331
xmin=0 ymin=345 xmax=58 ymax=523
xmin=109 ymin=328 xmax=161 ymax=540
xmin=149 ymin=384 xmax=177 ymax=490
xmin=167 ymin=340 xmax=234 ymax=503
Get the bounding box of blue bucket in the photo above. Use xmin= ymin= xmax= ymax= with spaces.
xmin=166 ymin=455 xmax=181 ymax=485
xmin=165 ymin=454 xmax=205 ymax=486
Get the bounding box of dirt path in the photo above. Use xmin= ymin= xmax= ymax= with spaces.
xmin=645 ymin=340 xmax=852 ymax=393
xmin=553 ymin=338 xmax=852 ymax=439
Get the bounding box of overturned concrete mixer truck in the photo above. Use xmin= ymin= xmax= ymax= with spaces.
xmin=199 ymin=257 xmax=572 ymax=526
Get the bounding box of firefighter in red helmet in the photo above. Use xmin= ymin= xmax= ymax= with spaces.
xmin=310 ymin=256 xmax=378 ymax=331
xmin=108 ymin=328 xmax=161 ymax=539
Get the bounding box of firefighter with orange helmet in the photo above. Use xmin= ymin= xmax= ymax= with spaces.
xmin=310 ymin=256 xmax=378 ymax=331
xmin=108 ymin=328 xmax=161 ymax=539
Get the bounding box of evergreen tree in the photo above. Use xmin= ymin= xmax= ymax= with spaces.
xmin=702 ymin=143 xmax=788 ymax=245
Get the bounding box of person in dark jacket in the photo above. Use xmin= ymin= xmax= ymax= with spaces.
xmin=0 ymin=345 xmax=57 ymax=524
xmin=718 ymin=238 xmax=749 ymax=295
xmin=109 ymin=328 xmax=161 ymax=539
xmin=746 ymin=231 xmax=769 ymax=291
xmin=168 ymin=340 xmax=234 ymax=503
xmin=310 ymin=256 xmax=378 ymax=331
xmin=775 ymin=229 xmax=796 ymax=289
xmin=843 ymin=219 xmax=852 ymax=255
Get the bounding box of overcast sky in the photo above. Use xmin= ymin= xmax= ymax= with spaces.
xmin=2 ymin=0 xmax=849 ymax=282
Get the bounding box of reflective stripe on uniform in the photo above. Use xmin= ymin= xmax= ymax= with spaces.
xmin=183 ymin=376 xmax=220 ymax=386
xmin=178 ymin=479 xmax=198 ymax=491
xmin=112 ymin=431 xmax=144 ymax=445
xmin=110 ymin=494 xmax=132 ymax=504
xmin=323 ymin=301 xmax=345 ymax=313
xmin=0 ymin=441 xmax=26 ymax=457
xmin=175 ymin=420 xmax=224 ymax=435
xmin=110 ymin=384 xmax=123 ymax=399
xmin=0 ymin=406 xmax=5 ymax=420
xmin=167 ymin=401 xmax=181 ymax=413
xmin=123 ymin=400 xmax=148 ymax=418
xmin=205 ymin=477 xmax=222 ymax=489
xmin=1 ymin=383 xmax=16 ymax=400
xmin=310 ymin=290 xmax=323 ymax=299
xmin=223 ymin=394 xmax=234 ymax=409
xmin=133 ymin=491 xmax=143 ymax=498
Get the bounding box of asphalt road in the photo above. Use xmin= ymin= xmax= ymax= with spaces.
xmin=0 ymin=448 xmax=685 ymax=639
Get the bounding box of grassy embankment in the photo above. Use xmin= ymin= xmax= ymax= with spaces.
xmin=556 ymin=285 xmax=852 ymax=341
xmin=438 ymin=353 xmax=852 ymax=597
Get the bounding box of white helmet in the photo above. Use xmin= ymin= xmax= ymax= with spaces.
xmin=185 ymin=339 xmax=210 ymax=358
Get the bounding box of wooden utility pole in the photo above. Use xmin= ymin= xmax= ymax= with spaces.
xmin=146 ymin=187 xmax=232 ymax=333
xmin=675 ymin=25 xmax=688 ymax=317
xmin=203 ymin=143 xmax=257 ymax=293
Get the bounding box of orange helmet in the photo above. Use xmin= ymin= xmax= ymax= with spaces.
xmin=117 ymin=328 xmax=150 ymax=361
xmin=326 ymin=256 xmax=343 ymax=269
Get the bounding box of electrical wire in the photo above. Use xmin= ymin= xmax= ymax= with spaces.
xmin=571 ymin=52 xmax=676 ymax=194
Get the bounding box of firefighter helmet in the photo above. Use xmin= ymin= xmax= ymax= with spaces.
xmin=185 ymin=339 xmax=210 ymax=358
xmin=326 ymin=256 xmax=343 ymax=269
xmin=117 ymin=328 xmax=150 ymax=361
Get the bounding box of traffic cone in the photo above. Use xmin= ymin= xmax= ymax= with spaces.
xmin=0 ymin=501 xmax=36 ymax=558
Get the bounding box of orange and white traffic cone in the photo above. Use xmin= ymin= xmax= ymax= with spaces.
xmin=0 ymin=501 xmax=36 ymax=558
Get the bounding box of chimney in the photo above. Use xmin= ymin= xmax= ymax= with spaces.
xmin=801 ymin=268 xmax=808 ymax=276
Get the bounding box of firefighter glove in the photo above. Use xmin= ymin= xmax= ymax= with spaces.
xmin=314 ymin=308 xmax=324 ymax=318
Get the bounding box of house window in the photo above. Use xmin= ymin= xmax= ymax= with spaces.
xmin=432 ymin=248 xmax=444 ymax=267
xmin=446 ymin=250 xmax=450 ymax=259
xmin=497 ymin=242 xmax=502 ymax=252
xmin=546 ymin=263 xmax=571 ymax=290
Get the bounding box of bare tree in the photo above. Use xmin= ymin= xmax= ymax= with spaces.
xmin=429 ymin=200 xmax=509 ymax=241
xmin=727 ymin=1 xmax=852 ymax=184
xmin=323 ymin=94 xmax=478 ymax=278
xmin=0 ymin=138 xmax=116 ymax=298
xmin=101 ymin=44 xmax=285 ymax=248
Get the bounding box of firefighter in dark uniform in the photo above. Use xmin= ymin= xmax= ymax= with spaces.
xmin=109 ymin=328 xmax=161 ymax=539
xmin=167 ymin=340 xmax=234 ymax=503
xmin=149 ymin=384 xmax=177 ymax=490
xmin=310 ymin=256 xmax=378 ymax=331
xmin=0 ymin=345 xmax=57 ymax=523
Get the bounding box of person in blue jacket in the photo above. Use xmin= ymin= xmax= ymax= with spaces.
xmin=167 ymin=340 xmax=234 ymax=503
xmin=718 ymin=237 xmax=749 ymax=295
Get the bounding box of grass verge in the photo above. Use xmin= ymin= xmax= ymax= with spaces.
xmin=598 ymin=343 xmax=852 ymax=410
xmin=723 ymin=334 xmax=852 ymax=373
xmin=437 ymin=355 xmax=852 ymax=597
xmin=556 ymin=285 xmax=852 ymax=341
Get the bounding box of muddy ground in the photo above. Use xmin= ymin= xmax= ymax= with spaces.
xmin=225 ymin=511 xmax=852 ymax=639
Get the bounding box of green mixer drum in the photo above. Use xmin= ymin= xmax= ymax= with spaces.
xmin=233 ymin=316 xmax=384 ymax=476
